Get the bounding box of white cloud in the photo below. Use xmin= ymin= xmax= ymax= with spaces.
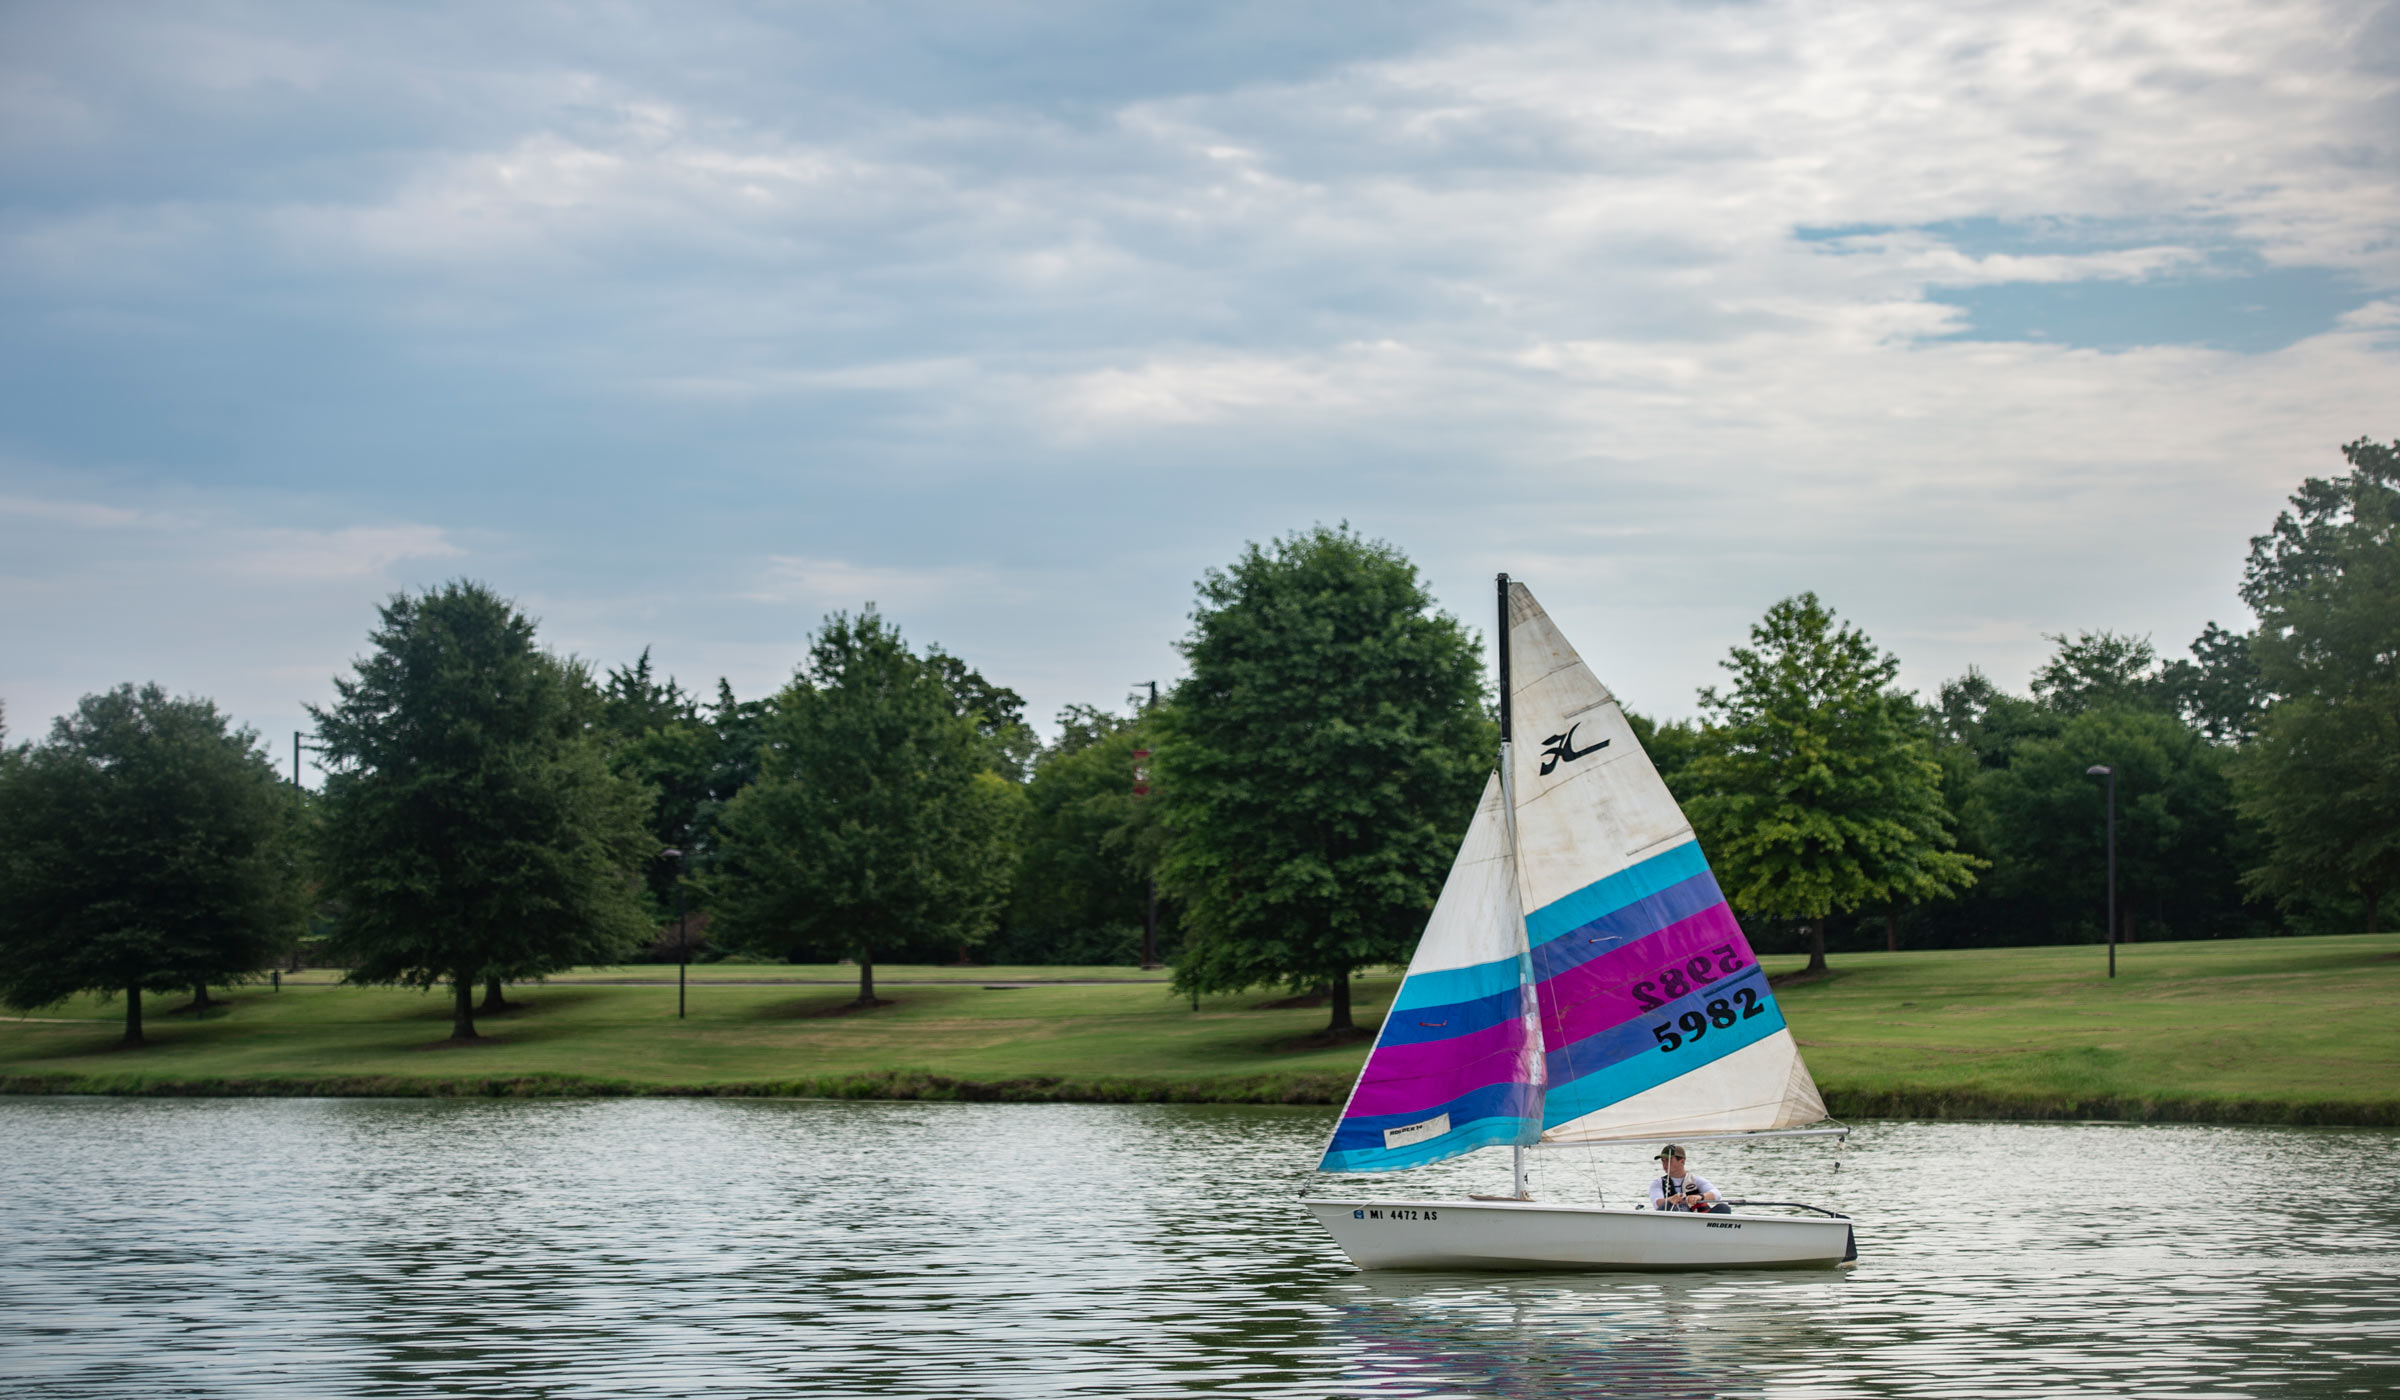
xmin=740 ymin=556 xmax=1017 ymax=613
xmin=0 ymin=0 xmax=2392 ymax=741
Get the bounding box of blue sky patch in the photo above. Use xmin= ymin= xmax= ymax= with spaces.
xmin=1798 ymin=220 xmax=2369 ymax=352
xmin=1927 ymin=262 xmax=2363 ymax=354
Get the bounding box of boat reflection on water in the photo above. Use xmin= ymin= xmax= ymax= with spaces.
xmin=1316 ymin=1270 xmax=1833 ymax=1399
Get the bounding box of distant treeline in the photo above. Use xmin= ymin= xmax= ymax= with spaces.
xmin=1 ymin=438 xmax=2392 ymax=1044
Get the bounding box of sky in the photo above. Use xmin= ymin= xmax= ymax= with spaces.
xmin=3 ymin=0 xmax=2396 ymax=773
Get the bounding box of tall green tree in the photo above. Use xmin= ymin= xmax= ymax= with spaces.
xmin=1683 ymin=594 xmax=1978 ymax=973
xmin=1155 ymin=527 xmax=1490 ymax=1032
xmin=0 ymin=685 xmax=305 ymax=1044
xmin=708 ymin=610 xmax=1024 ymax=1003
xmin=991 ymin=703 xmax=1177 ymax=965
xmin=2237 ymin=437 xmax=2400 ymax=932
xmin=598 ymin=650 xmax=716 ymax=936
xmin=312 ymin=582 xmax=655 ymax=1040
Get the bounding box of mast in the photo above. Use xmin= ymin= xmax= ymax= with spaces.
xmin=1497 ymin=573 xmax=1531 ymax=1200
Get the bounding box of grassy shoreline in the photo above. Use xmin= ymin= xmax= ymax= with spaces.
xmin=4 ymin=935 xmax=2394 ymax=1127
xmin=2 ymin=1071 xmax=2392 ymax=1128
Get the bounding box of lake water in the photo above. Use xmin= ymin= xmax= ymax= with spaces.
xmin=1 ymin=1099 xmax=2395 ymax=1398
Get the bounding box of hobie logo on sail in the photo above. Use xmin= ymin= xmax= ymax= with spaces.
xmin=1381 ymin=1113 xmax=1451 ymax=1150
xmin=1538 ymin=723 xmax=1609 ymax=776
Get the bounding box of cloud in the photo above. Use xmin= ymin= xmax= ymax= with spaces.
xmin=0 ymin=482 xmax=468 ymax=755
xmin=739 ymin=556 xmax=1021 ymax=614
xmin=0 ymin=0 xmax=2392 ymax=745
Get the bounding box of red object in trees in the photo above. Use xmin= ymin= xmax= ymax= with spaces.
xmin=1132 ymin=748 xmax=1151 ymax=797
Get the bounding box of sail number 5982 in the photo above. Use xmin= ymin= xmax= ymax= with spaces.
xmin=1630 ymin=944 xmax=1747 ymax=1009
xmin=1651 ymin=988 xmax=1764 ymax=1052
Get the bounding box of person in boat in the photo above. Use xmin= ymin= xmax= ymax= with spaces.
xmin=1649 ymin=1145 xmax=1731 ymax=1214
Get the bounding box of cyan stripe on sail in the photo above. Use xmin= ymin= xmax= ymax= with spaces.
xmin=1389 ymin=953 xmax=1522 ymax=1013
xmin=1372 ymin=985 xmax=1524 ymax=1048
xmin=1528 ymin=870 xmax=1726 ymax=983
xmin=1538 ymin=966 xmax=1787 ymax=1129
xmin=1321 ymin=1115 xmax=1541 ymax=1173
xmin=1321 ymin=1080 xmax=1544 ymax=1172
xmin=1524 ymin=842 xmax=1712 ymax=946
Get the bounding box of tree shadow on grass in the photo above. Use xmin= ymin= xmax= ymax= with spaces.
xmin=1254 ymin=990 xmax=1329 ymax=1009
xmin=1271 ymin=1023 xmax=1378 ymax=1053
xmin=746 ymin=993 xmax=900 ymax=1020
xmin=373 ymin=986 xmax=611 ymax=1024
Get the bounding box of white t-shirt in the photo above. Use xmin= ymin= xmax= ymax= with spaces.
xmin=1648 ymin=1171 xmax=1719 ymax=1208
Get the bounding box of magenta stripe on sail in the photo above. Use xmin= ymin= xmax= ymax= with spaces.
xmin=1341 ymin=1020 xmax=1533 ymax=1118
xmin=1533 ymin=901 xmax=1758 ymax=1051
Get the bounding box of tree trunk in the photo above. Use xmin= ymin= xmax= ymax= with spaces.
xmin=191 ymin=982 xmax=212 ymax=1009
xmin=2367 ymin=886 xmax=2382 ymax=935
xmin=856 ymin=946 xmax=876 ymax=1006
xmin=1806 ymin=918 xmax=1828 ymax=975
xmin=1328 ymin=969 xmax=1354 ymax=1033
xmin=450 ymin=969 xmax=478 ymax=1040
xmin=1885 ymin=909 xmax=1899 ymax=954
xmin=123 ymin=985 xmax=144 ymax=1046
xmin=2122 ymin=905 xmax=2136 ymax=946
xmin=481 ymin=974 xmax=509 ymax=1013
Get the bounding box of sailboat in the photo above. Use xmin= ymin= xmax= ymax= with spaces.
xmin=1302 ymin=576 xmax=1856 ymax=1271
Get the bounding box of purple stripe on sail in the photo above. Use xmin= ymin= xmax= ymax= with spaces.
xmin=1343 ymin=1022 xmax=1536 ymax=1118
xmin=1528 ymin=869 xmax=1725 ymax=982
xmin=1534 ymin=901 xmax=1758 ymax=1052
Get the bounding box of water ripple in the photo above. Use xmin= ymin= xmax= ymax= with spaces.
xmin=0 ymin=1099 xmax=2394 ymax=1397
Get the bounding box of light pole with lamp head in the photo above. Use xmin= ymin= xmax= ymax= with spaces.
xmin=292 ymin=731 xmax=325 ymax=787
xmin=2085 ymin=765 xmax=2116 ymax=979
xmin=662 ymin=848 xmax=689 ymax=1017
xmin=1133 ymin=681 xmax=1160 ymax=970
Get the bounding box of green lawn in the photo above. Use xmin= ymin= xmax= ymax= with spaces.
xmin=1762 ymin=933 xmax=2399 ymax=1121
xmin=0 ymin=970 xmax=1368 ymax=1100
xmin=4 ymin=934 xmax=2395 ymax=1123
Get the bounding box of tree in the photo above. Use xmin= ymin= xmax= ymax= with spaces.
xmin=991 ymin=703 xmax=1177 ymax=965
xmin=0 ymin=685 xmax=305 ymax=1044
xmin=1683 ymin=594 xmax=1978 ymax=974
xmin=1155 ymin=526 xmax=1490 ymax=1032
xmin=1981 ymin=706 xmax=2248 ymax=943
xmin=2030 ymin=631 xmax=2166 ymax=715
xmin=2236 ymin=438 xmax=2400 ymax=932
xmin=598 ymin=650 xmax=714 ymax=935
xmin=312 ymin=582 xmax=655 ymax=1040
xmin=707 ymin=609 xmax=1024 ymax=1003
xmin=2161 ymin=622 xmax=2266 ymax=744
xmin=928 ymin=650 xmax=1040 ymax=781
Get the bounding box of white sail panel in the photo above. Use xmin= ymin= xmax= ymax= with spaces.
xmin=1318 ymin=773 xmax=1544 ymax=1172
xmin=1503 ymin=581 xmax=1828 ymax=1145
xmin=1538 ymin=1030 xmax=1828 ymax=1145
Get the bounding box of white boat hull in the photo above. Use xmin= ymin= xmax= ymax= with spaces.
xmin=1306 ymin=1197 xmax=1854 ymax=1272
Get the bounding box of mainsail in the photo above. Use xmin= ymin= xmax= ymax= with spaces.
xmin=1504 ymin=581 xmax=1826 ymax=1145
xmin=1317 ymin=578 xmax=1825 ymax=1175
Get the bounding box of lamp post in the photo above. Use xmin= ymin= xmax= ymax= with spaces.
xmin=663 ymin=847 xmax=689 ymax=1018
xmin=1131 ymin=747 xmax=1158 ymax=969
xmin=291 ymin=731 xmax=325 ymax=787
xmin=1132 ymin=680 xmax=1161 ymax=971
xmin=2085 ymin=765 xmax=2116 ymax=979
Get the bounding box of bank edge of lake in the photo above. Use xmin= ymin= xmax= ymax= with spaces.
xmin=4 ymin=1068 xmax=2395 ymax=1129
